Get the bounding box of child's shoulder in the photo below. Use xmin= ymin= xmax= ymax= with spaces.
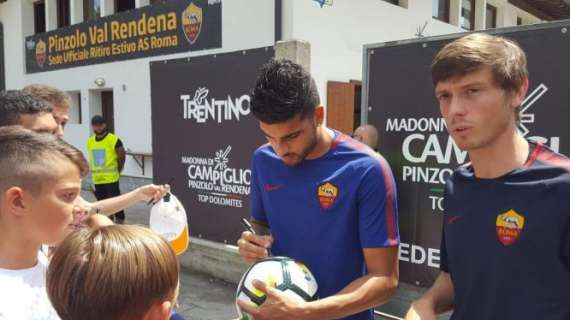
xmin=0 ymin=251 xmax=59 ymax=320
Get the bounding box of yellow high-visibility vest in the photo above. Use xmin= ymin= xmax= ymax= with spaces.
xmin=87 ymin=133 xmax=120 ymax=184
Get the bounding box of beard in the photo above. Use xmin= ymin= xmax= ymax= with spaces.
xmin=281 ymin=128 xmax=318 ymax=167
xmin=94 ymin=128 xmax=107 ymax=136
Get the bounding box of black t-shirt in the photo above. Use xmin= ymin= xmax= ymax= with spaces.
xmin=441 ymin=141 xmax=570 ymax=320
xmin=95 ymin=132 xmax=123 ymax=149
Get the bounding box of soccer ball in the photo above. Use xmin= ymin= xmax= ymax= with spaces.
xmin=235 ymin=256 xmax=318 ymax=319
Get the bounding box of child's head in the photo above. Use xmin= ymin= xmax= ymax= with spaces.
xmin=0 ymin=90 xmax=58 ymax=135
xmin=22 ymin=84 xmax=73 ymax=137
xmin=47 ymin=225 xmax=180 ymax=320
xmin=0 ymin=126 xmax=88 ymax=246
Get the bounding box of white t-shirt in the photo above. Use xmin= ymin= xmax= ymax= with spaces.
xmin=0 ymin=249 xmax=60 ymax=320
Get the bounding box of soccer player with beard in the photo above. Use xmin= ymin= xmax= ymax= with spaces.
xmin=237 ymin=59 xmax=400 ymax=320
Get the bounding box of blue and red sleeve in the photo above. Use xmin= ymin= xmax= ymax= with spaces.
xmin=358 ymin=154 xmax=399 ymax=248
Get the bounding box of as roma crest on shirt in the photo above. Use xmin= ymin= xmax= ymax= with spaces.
xmin=182 ymin=3 xmax=203 ymax=45
xmin=35 ymin=39 xmax=47 ymax=67
xmin=317 ymin=182 xmax=338 ymax=209
xmin=496 ymin=209 xmax=525 ymax=246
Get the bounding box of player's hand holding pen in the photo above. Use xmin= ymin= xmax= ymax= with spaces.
xmin=237 ymin=218 xmax=273 ymax=264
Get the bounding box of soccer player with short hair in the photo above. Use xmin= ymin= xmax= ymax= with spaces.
xmin=237 ymin=59 xmax=400 ymax=320
xmin=406 ymin=33 xmax=570 ymax=320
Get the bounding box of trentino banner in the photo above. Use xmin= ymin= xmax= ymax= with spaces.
xmin=151 ymin=47 xmax=273 ymax=243
xmin=25 ymin=0 xmax=222 ymax=73
xmin=364 ymin=21 xmax=570 ymax=287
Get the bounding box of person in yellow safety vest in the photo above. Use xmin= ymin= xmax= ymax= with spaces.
xmin=87 ymin=115 xmax=127 ymax=223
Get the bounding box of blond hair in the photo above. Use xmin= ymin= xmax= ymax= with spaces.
xmin=46 ymin=225 xmax=180 ymax=320
xmin=22 ymin=84 xmax=72 ymax=109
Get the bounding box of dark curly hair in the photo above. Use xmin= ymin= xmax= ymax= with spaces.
xmin=250 ymin=59 xmax=320 ymax=124
xmin=0 ymin=90 xmax=52 ymax=126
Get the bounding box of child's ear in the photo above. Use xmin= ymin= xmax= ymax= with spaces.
xmin=4 ymin=187 xmax=27 ymax=217
xmin=143 ymin=301 xmax=172 ymax=320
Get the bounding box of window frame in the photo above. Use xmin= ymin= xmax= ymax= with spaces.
xmin=115 ymin=0 xmax=136 ymax=13
xmin=34 ymin=0 xmax=46 ymax=34
xmin=83 ymin=0 xmax=101 ymax=21
xmin=57 ymin=0 xmax=70 ymax=28
xmin=461 ymin=0 xmax=476 ymax=31
xmin=381 ymin=0 xmax=400 ymax=6
xmin=433 ymin=0 xmax=451 ymax=23
xmin=485 ymin=3 xmax=497 ymax=29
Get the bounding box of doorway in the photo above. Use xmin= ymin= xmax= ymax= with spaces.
xmin=89 ymin=90 xmax=114 ymax=133
xmin=101 ymin=91 xmax=115 ymax=133
xmin=326 ymin=80 xmax=362 ymax=135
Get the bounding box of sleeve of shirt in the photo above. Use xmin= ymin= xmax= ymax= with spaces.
xmin=358 ymin=155 xmax=399 ymax=248
xmin=115 ymin=138 xmax=124 ymax=149
xmin=250 ymin=152 xmax=267 ymax=223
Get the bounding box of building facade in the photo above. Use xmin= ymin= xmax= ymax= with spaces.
xmin=0 ymin=0 xmax=551 ymax=180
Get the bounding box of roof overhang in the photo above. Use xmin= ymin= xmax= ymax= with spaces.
xmin=509 ymin=0 xmax=570 ymax=20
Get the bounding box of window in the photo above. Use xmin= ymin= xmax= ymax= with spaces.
xmin=116 ymin=0 xmax=135 ymax=13
xmin=517 ymin=17 xmax=523 ymax=25
xmin=34 ymin=1 xmax=46 ymax=34
xmin=67 ymin=91 xmax=82 ymax=124
xmin=485 ymin=4 xmax=497 ymax=29
xmin=83 ymin=0 xmax=101 ymax=21
xmin=432 ymin=0 xmax=450 ymax=22
xmin=460 ymin=0 xmax=475 ymax=30
xmin=381 ymin=0 xmax=408 ymax=8
xmin=57 ymin=0 xmax=70 ymax=28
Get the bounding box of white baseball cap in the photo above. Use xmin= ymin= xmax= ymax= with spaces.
xmin=149 ymin=193 xmax=189 ymax=255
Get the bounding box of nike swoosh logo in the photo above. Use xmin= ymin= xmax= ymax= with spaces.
xmin=264 ymin=184 xmax=283 ymax=192
xmin=447 ymin=216 xmax=461 ymax=225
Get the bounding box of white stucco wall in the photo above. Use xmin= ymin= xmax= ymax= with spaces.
xmin=0 ymin=0 xmax=27 ymax=89
xmin=0 ymin=0 xmax=542 ymax=179
xmin=285 ymin=0 xmax=540 ymax=109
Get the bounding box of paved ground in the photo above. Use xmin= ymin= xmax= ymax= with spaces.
xmin=177 ymin=269 xmax=238 ymax=319
xmin=81 ymin=191 xmax=239 ymax=320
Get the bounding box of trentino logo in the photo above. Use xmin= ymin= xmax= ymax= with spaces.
xmin=180 ymin=87 xmax=251 ymax=123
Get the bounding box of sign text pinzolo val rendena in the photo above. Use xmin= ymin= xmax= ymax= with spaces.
xmin=26 ymin=0 xmax=222 ymax=73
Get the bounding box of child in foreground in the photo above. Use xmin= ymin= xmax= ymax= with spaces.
xmin=0 ymin=125 xmax=87 ymax=319
xmin=47 ymin=225 xmax=180 ymax=320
